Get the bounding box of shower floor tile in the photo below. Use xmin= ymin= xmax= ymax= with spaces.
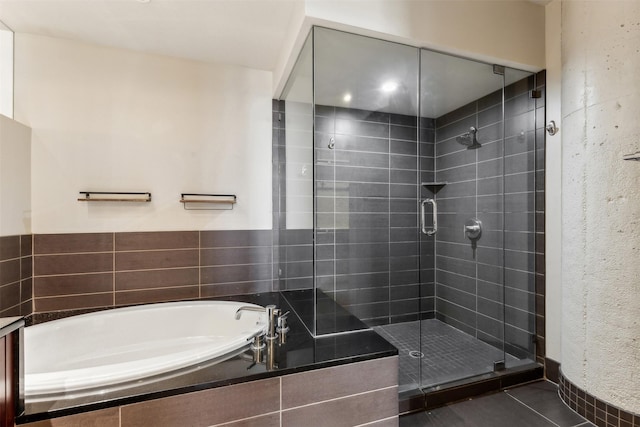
xmin=374 ymin=319 xmax=516 ymax=390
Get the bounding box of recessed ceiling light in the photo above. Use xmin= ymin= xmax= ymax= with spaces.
xmin=136 ymin=0 xmax=151 ymax=3
xmin=343 ymin=93 xmax=352 ymax=102
xmin=381 ymin=81 xmax=398 ymax=93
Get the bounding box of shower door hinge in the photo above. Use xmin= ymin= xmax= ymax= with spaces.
xmin=492 ymin=65 xmax=505 ymax=76
xmin=493 ymin=360 xmax=506 ymax=372
xmin=530 ymin=90 xmax=542 ymax=99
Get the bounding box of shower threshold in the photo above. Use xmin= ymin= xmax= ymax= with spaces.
xmin=373 ymin=319 xmax=543 ymax=413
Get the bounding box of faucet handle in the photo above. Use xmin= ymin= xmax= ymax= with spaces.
xmin=278 ymin=311 xmax=290 ymax=321
xmin=250 ymin=333 xmax=265 ymax=351
xmin=277 ymin=311 xmax=290 ymax=333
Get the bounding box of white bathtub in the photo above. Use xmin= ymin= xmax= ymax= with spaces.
xmin=24 ymin=300 xmax=267 ymax=401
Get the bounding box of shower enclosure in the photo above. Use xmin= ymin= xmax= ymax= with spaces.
xmin=277 ymin=27 xmax=542 ymax=397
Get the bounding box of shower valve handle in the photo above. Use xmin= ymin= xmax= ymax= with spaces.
xmin=464 ymin=218 xmax=482 ymax=240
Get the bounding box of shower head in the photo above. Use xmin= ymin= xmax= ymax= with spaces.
xmin=456 ymin=126 xmax=481 ymax=149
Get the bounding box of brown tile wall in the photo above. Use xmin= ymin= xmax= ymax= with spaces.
xmin=32 ymin=230 xmax=275 ymax=313
xmin=0 ymin=235 xmax=32 ymax=317
xmin=20 ymin=356 xmax=399 ymax=427
xmin=559 ymin=370 xmax=640 ymax=427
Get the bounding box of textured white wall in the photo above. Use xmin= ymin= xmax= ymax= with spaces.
xmin=14 ymin=34 xmax=273 ymax=233
xmin=561 ymin=0 xmax=640 ymax=413
xmin=0 ymin=115 xmax=31 ymax=236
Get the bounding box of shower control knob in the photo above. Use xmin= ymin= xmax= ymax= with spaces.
xmin=464 ymin=218 xmax=482 ymax=240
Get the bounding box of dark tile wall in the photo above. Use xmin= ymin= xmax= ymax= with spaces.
xmin=31 ymin=230 xmax=274 ymax=313
xmin=0 ymin=235 xmax=32 ymax=317
xmin=21 ymin=356 xmax=399 ymax=427
xmin=419 ymin=117 xmax=437 ymax=320
xmin=311 ymin=105 xmax=429 ymax=327
xmin=432 ymin=74 xmax=543 ymax=361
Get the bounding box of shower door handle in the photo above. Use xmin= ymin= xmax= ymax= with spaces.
xmin=421 ymin=198 xmax=437 ymax=236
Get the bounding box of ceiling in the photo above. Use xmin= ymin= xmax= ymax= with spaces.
xmin=0 ymin=0 xmax=300 ymax=71
xmin=0 ymin=0 xmax=535 ymax=118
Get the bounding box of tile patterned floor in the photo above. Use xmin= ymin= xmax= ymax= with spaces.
xmin=400 ymin=380 xmax=595 ymax=427
xmin=374 ymin=319 xmax=516 ymax=390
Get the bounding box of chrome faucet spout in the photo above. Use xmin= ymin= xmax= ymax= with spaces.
xmin=235 ymin=306 xmax=265 ymax=320
xmin=235 ymin=304 xmax=282 ymax=341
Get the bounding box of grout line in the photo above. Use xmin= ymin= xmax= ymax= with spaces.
xmin=34 ymin=244 xmax=271 ymax=258
xmin=435 ymin=252 xmax=539 ymax=275
xmin=112 ymin=233 xmax=116 ymax=306
xmin=333 ymin=114 xmax=337 ymax=298
xmin=505 ymin=391 xmax=562 ymax=427
xmin=209 ymin=411 xmax=281 ymax=427
xmin=198 ymin=231 xmax=201 ymax=299
xmin=354 ymin=415 xmax=399 ymax=427
xmin=281 ymin=385 xmax=398 ymax=413
xmin=387 ymin=112 xmax=391 ymax=325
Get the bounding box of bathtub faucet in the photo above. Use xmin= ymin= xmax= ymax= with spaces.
xmin=234 ymin=305 xmax=265 ymax=320
xmin=235 ymin=305 xmax=282 ymax=340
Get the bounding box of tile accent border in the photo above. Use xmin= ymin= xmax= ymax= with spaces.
xmin=559 ymin=369 xmax=640 ymax=427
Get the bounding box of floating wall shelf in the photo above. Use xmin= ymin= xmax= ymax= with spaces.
xmin=78 ymin=191 xmax=152 ymax=202
xmin=180 ymin=193 xmax=237 ymax=210
xmin=421 ymin=182 xmax=447 ymax=194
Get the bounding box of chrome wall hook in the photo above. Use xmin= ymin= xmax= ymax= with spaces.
xmin=546 ymin=120 xmax=559 ymax=136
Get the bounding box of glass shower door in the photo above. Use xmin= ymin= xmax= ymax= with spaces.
xmin=312 ymin=27 xmax=422 ymax=392
xmin=502 ymin=67 xmax=539 ymax=368
xmin=419 ymin=49 xmax=507 ymax=388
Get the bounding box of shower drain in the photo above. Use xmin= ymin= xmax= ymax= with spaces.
xmin=408 ymin=350 xmax=424 ymax=359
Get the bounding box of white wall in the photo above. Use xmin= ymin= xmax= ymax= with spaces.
xmin=561 ymin=0 xmax=640 ymax=413
xmin=0 ymin=114 xmax=31 ymax=236
xmin=544 ymin=0 xmax=562 ymax=364
xmin=14 ymin=34 xmax=273 ymax=234
xmin=274 ymin=0 xmax=546 ymax=95
xmin=0 ymin=28 xmax=13 ymax=118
